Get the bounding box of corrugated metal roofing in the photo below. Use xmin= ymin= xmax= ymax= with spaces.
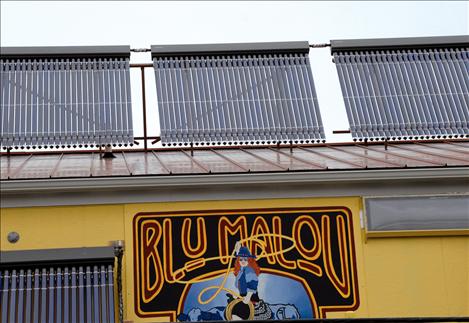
xmin=0 ymin=47 xmax=133 ymax=148
xmin=332 ymin=36 xmax=469 ymax=141
xmin=1 ymin=141 xmax=467 ymax=180
xmin=152 ymin=42 xmax=325 ymax=145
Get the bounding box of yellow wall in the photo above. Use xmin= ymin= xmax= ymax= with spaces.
xmin=360 ymin=235 xmax=468 ymax=317
xmin=1 ymin=197 xmax=468 ymax=322
xmin=1 ymin=205 xmax=125 ymax=251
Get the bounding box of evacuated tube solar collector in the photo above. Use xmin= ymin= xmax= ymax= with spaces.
xmin=151 ymin=41 xmax=326 ymax=146
xmin=331 ymin=35 xmax=469 ymax=141
xmin=0 ymin=46 xmax=134 ymax=149
xmin=0 ymin=247 xmax=116 ymax=323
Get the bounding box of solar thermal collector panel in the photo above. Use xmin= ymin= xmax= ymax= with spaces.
xmin=331 ymin=36 xmax=469 ymax=141
xmin=0 ymin=46 xmax=133 ymax=148
xmin=0 ymin=247 xmax=116 ymax=323
xmin=152 ymin=42 xmax=325 ymax=145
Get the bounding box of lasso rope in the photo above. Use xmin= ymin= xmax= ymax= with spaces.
xmin=169 ymin=233 xmax=297 ymax=305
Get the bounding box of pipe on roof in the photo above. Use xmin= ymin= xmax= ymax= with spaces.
xmin=151 ymin=41 xmax=310 ymax=58
xmin=330 ymin=35 xmax=469 ymax=53
xmin=0 ymin=45 xmax=131 ymax=59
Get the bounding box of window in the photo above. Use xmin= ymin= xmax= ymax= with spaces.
xmin=364 ymin=194 xmax=469 ymax=237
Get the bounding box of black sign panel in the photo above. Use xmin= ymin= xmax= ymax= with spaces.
xmin=133 ymin=207 xmax=359 ymax=320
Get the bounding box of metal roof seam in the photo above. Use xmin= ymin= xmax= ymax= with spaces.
xmin=209 ymin=149 xmax=249 ymax=172
xmin=89 ymin=152 xmax=95 ymax=177
xmin=267 ymin=147 xmax=325 ymax=169
xmin=355 ymin=144 xmax=446 ymax=166
xmin=49 ymin=153 xmax=64 ymax=178
xmin=422 ymin=142 xmax=469 ymax=156
xmin=297 ymin=146 xmax=364 ymax=168
xmin=8 ymin=154 xmax=33 ymax=179
xmin=239 ymin=148 xmax=288 ymax=170
xmin=444 ymin=141 xmax=469 ymax=151
xmin=394 ymin=143 xmax=469 ymax=163
xmin=150 ymin=151 xmax=171 ymax=174
xmin=180 ymin=150 xmax=210 ymax=173
xmin=121 ymin=152 xmax=133 ymax=176
xmin=325 ymin=144 xmax=405 ymax=167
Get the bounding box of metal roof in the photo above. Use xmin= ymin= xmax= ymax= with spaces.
xmin=1 ymin=141 xmax=467 ymax=181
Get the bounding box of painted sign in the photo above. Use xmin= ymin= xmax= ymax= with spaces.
xmin=133 ymin=207 xmax=359 ymax=321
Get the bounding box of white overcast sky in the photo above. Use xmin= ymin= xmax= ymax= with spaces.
xmin=1 ymin=1 xmax=468 ymax=143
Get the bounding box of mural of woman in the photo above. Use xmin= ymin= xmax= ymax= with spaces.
xmin=233 ymin=242 xmax=260 ymax=305
xmin=226 ymin=242 xmax=274 ymax=320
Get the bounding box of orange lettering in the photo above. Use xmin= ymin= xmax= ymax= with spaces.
xmin=273 ymin=216 xmax=296 ymax=269
xmin=182 ymin=217 xmax=207 ymax=258
xmin=250 ymin=217 xmax=276 ymax=264
xmin=322 ymin=215 xmax=350 ymax=298
xmin=293 ymin=216 xmax=321 ymax=260
xmin=218 ymin=216 xmax=248 ymax=264
xmin=163 ymin=219 xmax=184 ymax=283
xmin=141 ymin=220 xmax=164 ymax=303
